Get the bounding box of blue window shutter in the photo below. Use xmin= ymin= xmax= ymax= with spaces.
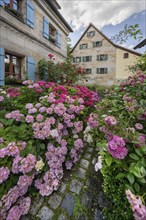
xmin=43 ymin=17 xmax=49 ymax=39
xmin=57 ymin=31 xmax=61 ymax=48
xmin=0 ymin=48 xmax=4 ymax=86
xmin=26 ymin=0 xmax=34 ymax=29
xmin=0 ymin=0 xmax=4 ymax=6
xmin=27 ymin=57 xmax=36 ymax=82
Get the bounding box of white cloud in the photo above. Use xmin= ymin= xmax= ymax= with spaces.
xmin=58 ymin=0 xmax=145 ymax=31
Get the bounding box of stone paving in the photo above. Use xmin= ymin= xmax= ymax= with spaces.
xmin=21 ymin=146 xmax=106 ymax=220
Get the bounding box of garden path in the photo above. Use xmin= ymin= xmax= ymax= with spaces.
xmin=21 ymin=145 xmax=107 ymax=220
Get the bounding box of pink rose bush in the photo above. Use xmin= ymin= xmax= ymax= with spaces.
xmin=0 ymin=82 xmax=100 ymax=219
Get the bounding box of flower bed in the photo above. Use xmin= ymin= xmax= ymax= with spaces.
xmin=88 ymin=71 xmax=146 ymax=219
xmin=0 ymin=81 xmax=99 ymax=219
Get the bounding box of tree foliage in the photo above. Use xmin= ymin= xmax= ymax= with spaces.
xmin=111 ymin=24 xmax=143 ymax=44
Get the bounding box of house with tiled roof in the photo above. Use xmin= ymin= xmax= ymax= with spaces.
xmin=71 ymin=23 xmax=142 ymax=86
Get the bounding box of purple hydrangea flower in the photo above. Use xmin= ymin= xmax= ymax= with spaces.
xmin=135 ymin=123 xmax=143 ymax=130
xmin=0 ymin=167 xmax=10 ymax=184
xmin=108 ymin=135 xmax=128 ymax=159
xmin=25 ymin=115 xmax=34 ymax=123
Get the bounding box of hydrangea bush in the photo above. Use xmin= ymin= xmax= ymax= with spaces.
xmin=88 ymin=71 xmax=146 ymax=219
xmin=0 ymin=81 xmax=99 ymax=219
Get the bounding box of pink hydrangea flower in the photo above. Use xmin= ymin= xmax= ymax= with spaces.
xmin=135 ymin=123 xmax=143 ymax=130
xmin=7 ymin=142 xmax=20 ymax=157
xmin=126 ymin=189 xmax=146 ymax=220
xmin=18 ymin=196 xmax=31 ymax=215
xmin=6 ymin=205 xmax=21 ymax=220
xmin=25 ymin=115 xmax=34 ymax=123
xmin=0 ymin=167 xmax=10 ymax=184
xmin=28 ymin=108 xmax=37 ymax=114
xmin=0 ymin=96 xmax=4 ymax=102
xmin=35 ymin=103 xmax=41 ymax=108
xmin=104 ymin=116 xmax=117 ymax=126
xmin=136 ymin=134 xmax=146 ymax=147
xmin=20 ymin=154 xmax=36 ymax=174
xmin=36 ymin=114 xmax=43 ymax=122
xmin=25 ymin=103 xmax=33 ymax=109
xmin=108 ymin=135 xmax=128 ymax=159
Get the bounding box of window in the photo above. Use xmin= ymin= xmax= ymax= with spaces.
xmin=87 ymin=31 xmax=95 ymax=37
xmin=97 ymin=54 xmax=108 ymax=61
xmin=49 ymin=24 xmax=57 ymax=44
xmin=76 ymin=57 xmax=81 ymax=63
xmin=4 ymin=0 xmax=24 ymax=21
xmin=96 ymin=68 xmax=108 ymax=74
xmin=123 ymin=53 xmax=129 ymax=58
xmin=73 ymin=57 xmax=81 ymax=63
xmin=79 ymin=44 xmax=88 ymax=49
xmin=82 ymin=56 xmax=92 ymax=62
xmin=4 ymin=0 xmax=20 ymax=11
xmin=93 ymin=41 xmax=102 ymax=47
xmin=43 ymin=17 xmax=61 ymax=47
xmin=5 ymin=53 xmax=21 ymax=78
xmin=85 ymin=68 xmax=92 ymax=74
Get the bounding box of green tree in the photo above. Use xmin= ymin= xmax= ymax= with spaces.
xmin=66 ymin=37 xmax=73 ymax=63
xmin=111 ymin=24 xmax=143 ymax=44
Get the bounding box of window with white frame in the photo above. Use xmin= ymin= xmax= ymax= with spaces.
xmin=85 ymin=68 xmax=92 ymax=74
xmin=87 ymin=31 xmax=95 ymax=37
xmin=96 ymin=68 xmax=108 ymax=74
xmin=82 ymin=56 xmax=92 ymax=62
xmin=93 ymin=41 xmax=102 ymax=47
xmin=79 ymin=44 xmax=88 ymax=49
xmin=73 ymin=57 xmax=81 ymax=63
xmin=97 ymin=54 xmax=108 ymax=61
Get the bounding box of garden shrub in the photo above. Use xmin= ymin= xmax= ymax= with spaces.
xmin=0 ymin=80 xmax=99 ymax=219
xmin=129 ymin=54 xmax=146 ymax=73
xmin=38 ymin=54 xmax=87 ymax=85
xmin=88 ymin=71 xmax=146 ymax=219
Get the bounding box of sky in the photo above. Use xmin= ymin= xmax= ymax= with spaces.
xmin=58 ymin=0 xmax=146 ymax=53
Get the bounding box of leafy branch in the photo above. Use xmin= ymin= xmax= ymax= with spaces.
xmin=111 ymin=24 xmax=143 ymax=44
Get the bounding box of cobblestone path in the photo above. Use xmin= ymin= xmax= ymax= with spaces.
xmin=21 ymin=145 xmax=108 ymax=220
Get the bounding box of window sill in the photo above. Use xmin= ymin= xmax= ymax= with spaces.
xmin=4 ymin=7 xmax=25 ymax=23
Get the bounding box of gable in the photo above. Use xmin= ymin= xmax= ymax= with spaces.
xmin=71 ymin=23 xmax=142 ymax=56
xmin=71 ymin=24 xmax=116 ymax=54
